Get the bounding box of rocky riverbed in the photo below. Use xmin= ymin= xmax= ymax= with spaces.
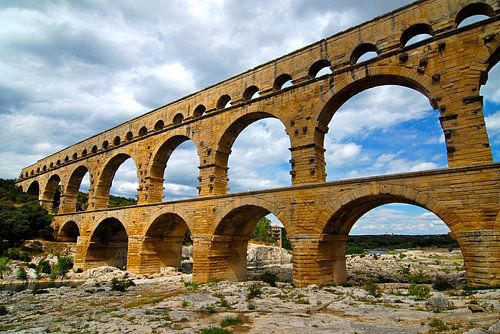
xmin=0 ymin=248 xmax=498 ymax=333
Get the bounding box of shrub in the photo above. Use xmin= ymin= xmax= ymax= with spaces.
xmin=247 ymin=303 xmax=256 ymax=310
xmin=184 ymin=281 xmax=199 ymax=292
xmin=111 ymin=277 xmax=135 ymax=292
xmin=260 ymin=271 xmax=277 ymax=287
xmin=247 ymin=283 xmax=262 ymax=299
xmin=36 ymin=259 xmax=51 ymax=275
xmin=429 ymin=318 xmax=448 ymax=331
xmin=221 ymin=316 xmax=242 ymax=327
xmin=0 ymin=305 xmax=7 ymax=316
xmin=7 ymin=248 xmax=30 ymax=261
xmin=0 ymin=257 xmax=10 ymax=279
xmin=50 ymin=256 xmax=73 ymax=279
xmin=364 ymin=280 xmax=382 ymax=298
xmin=181 ymin=300 xmax=189 ymax=308
xmin=56 ymin=256 xmax=73 ymax=275
xmin=201 ymin=326 xmax=230 ymax=334
xmin=202 ymin=305 xmax=216 ymax=314
xmin=407 ymin=269 xmax=429 ymax=284
xmin=345 ymin=244 xmax=366 ymax=255
xmin=433 ymin=275 xmax=453 ymax=291
xmin=17 ymin=267 xmax=28 ymax=280
xmin=408 ymin=283 xmax=431 ymax=300
xmin=218 ymin=297 xmax=230 ymax=308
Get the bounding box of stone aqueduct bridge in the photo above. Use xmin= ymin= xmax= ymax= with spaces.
xmin=16 ymin=0 xmax=500 ymax=287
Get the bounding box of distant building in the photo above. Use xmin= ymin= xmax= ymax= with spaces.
xmin=271 ymin=225 xmax=283 ymax=240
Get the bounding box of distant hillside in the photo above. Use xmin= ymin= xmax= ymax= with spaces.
xmin=347 ymin=234 xmax=458 ymax=253
xmin=77 ymin=191 xmax=136 ymax=211
xmin=0 ymin=179 xmax=36 ymax=205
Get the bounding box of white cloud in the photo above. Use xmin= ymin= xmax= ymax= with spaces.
xmin=351 ymin=204 xmax=450 ymax=235
xmin=228 ymin=118 xmax=290 ymax=193
xmin=485 ymin=111 xmax=500 ymax=138
xmin=325 ymin=142 xmax=364 ymax=169
xmin=328 ymin=86 xmax=432 ymax=141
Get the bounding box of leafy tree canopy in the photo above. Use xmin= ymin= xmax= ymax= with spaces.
xmin=0 ymin=179 xmax=53 ymax=246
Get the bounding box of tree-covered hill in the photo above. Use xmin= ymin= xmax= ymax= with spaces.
xmin=0 ymin=179 xmax=53 ymax=250
xmin=76 ymin=191 xmax=136 ymax=211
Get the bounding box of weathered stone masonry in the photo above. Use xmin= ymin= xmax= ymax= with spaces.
xmin=16 ymin=0 xmax=500 ymax=287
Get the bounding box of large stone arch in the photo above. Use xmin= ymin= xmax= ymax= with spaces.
xmin=41 ymin=174 xmax=63 ymax=212
xmin=84 ymin=217 xmax=129 ymax=270
xmin=146 ymin=133 xmax=202 ymax=203
xmin=60 ymin=164 xmax=92 ymax=213
xmin=467 ymin=41 xmax=499 ymax=155
xmin=316 ymin=67 xmax=440 ymax=130
xmin=212 ymin=111 xmax=292 ymax=194
xmin=26 ymin=180 xmax=40 ymax=198
xmin=314 ymin=183 xmax=464 ymax=285
xmin=312 ymin=67 xmax=450 ymax=179
xmin=58 ymin=220 xmax=80 ymax=242
xmin=202 ymin=201 xmax=290 ymax=282
xmin=317 ymin=183 xmax=463 ymax=235
xmin=90 ymin=153 xmax=139 ymax=210
xmin=212 ymin=197 xmax=290 ymax=235
xmin=136 ymin=212 xmax=192 ymax=274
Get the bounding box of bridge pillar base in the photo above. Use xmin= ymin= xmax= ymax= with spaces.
xmin=192 ymin=236 xmax=250 ymax=283
xmin=290 ymin=234 xmax=349 ymax=287
xmin=456 ymin=230 xmax=499 ymax=287
xmin=127 ymin=236 xmax=184 ymax=275
xmin=73 ymin=235 xmax=89 ymax=271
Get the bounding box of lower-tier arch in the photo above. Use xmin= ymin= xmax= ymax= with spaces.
xmin=83 ymin=217 xmax=129 ymax=270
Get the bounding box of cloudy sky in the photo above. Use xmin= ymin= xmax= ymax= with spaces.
xmin=1 ymin=1 xmax=498 ymax=235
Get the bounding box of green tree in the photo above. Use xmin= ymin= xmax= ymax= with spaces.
xmin=251 ymin=217 xmax=276 ymax=243
xmin=0 ymin=179 xmax=54 ymax=247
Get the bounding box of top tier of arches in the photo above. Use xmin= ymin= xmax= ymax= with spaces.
xmin=19 ymin=1 xmax=498 ymax=181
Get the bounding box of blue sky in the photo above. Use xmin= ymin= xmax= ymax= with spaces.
xmin=0 ymin=1 xmax=497 ymax=235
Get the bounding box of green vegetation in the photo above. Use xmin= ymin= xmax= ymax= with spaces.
xmin=201 ymin=326 xmax=230 ymax=334
xmin=36 ymin=259 xmax=51 ymax=275
xmin=77 ymin=191 xmax=136 ymax=210
xmin=364 ymin=280 xmax=382 ymax=298
xmin=50 ymin=256 xmax=73 ymax=279
xmin=247 ymin=283 xmax=262 ymax=299
xmin=16 ymin=266 xmax=27 ymax=280
xmin=0 ymin=179 xmax=54 ymax=253
xmin=202 ymin=305 xmax=216 ymax=314
xmin=347 ymin=234 xmax=458 ymax=252
xmin=218 ymin=296 xmax=230 ymax=308
xmin=0 ymin=257 xmax=10 ymax=278
xmin=251 ymin=217 xmax=292 ymax=250
xmin=260 ymin=271 xmax=277 ymax=287
xmin=433 ymin=275 xmax=453 ymax=291
xmin=408 ymin=283 xmax=431 ymax=300
xmin=428 ymin=318 xmax=448 ymax=331
xmin=221 ymin=316 xmax=242 ymax=327
xmin=0 ymin=305 xmax=8 ymax=316
xmin=184 ymin=281 xmax=199 ymax=292
xmin=111 ymin=277 xmax=135 ymax=292
xmin=345 ymin=244 xmax=366 ymax=255
xmin=251 ymin=217 xmax=276 ymax=243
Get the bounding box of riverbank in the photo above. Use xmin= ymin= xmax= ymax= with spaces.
xmin=0 ymin=248 xmax=498 ymax=333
